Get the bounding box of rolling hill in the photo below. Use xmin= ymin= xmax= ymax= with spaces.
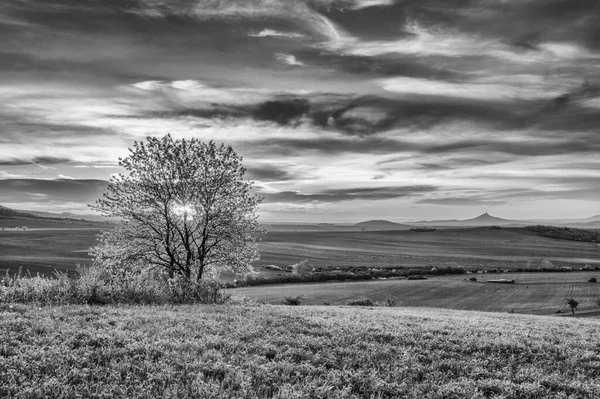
xmin=412 ymin=212 xmax=524 ymax=227
xmin=353 ymin=219 xmax=410 ymax=230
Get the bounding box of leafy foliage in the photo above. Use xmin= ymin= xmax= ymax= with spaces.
xmin=282 ymin=295 xmax=303 ymax=306
xmin=346 ymin=297 xmax=374 ymax=306
xmin=91 ymin=135 xmax=266 ymax=282
xmin=564 ymin=298 xmax=579 ymax=314
xmin=0 ymin=265 xmax=230 ymax=305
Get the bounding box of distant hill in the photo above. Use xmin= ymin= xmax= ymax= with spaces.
xmin=412 ymin=212 xmax=525 ymax=227
xmin=0 ymin=205 xmax=115 ymax=228
xmin=353 ymin=220 xmax=410 ymax=230
xmin=458 ymin=212 xmax=519 ymax=226
xmin=0 ymin=205 xmax=37 ymax=219
xmin=14 ymin=208 xmax=110 ymax=222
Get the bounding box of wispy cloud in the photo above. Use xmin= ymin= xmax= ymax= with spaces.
xmin=249 ymin=29 xmax=304 ymax=39
xmin=275 ymin=53 xmax=305 ymax=66
xmin=1 ymin=0 xmax=600 ymax=219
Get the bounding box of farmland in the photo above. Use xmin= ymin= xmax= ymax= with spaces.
xmin=1 ymin=224 xmax=599 ymax=276
xmin=1 ymin=223 xmax=599 ymax=316
xmin=232 ymin=272 xmax=600 ymax=316
xmin=1 ymin=304 xmax=599 ymax=398
xmin=0 ymin=228 xmax=102 ymax=275
xmin=255 ymin=227 xmax=600 ymax=270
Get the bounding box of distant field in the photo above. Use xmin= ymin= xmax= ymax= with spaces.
xmin=1 ymin=304 xmax=599 ymax=398
xmin=232 ymin=271 xmax=600 ymax=316
xmin=256 ymin=227 xmax=600 ymax=270
xmin=0 ymin=229 xmax=101 ymax=275
xmin=1 ymin=224 xmax=598 ymax=277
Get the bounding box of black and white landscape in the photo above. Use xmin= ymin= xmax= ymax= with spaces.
xmin=1 ymin=1 xmax=600 ymax=398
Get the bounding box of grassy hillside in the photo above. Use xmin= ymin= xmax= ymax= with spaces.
xmin=257 ymin=227 xmax=600 ymax=270
xmin=1 ymin=304 xmax=599 ymax=398
xmin=2 ymin=225 xmax=599 ymax=276
xmin=528 ymin=225 xmax=600 ymax=243
xmin=0 ymin=229 xmax=102 ymax=275
xmin=232 ymin=272 xmax=600 ymax=315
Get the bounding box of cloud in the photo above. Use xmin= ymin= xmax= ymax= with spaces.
xmin=261 ymin=185 xmax=437 ymax=203
xmin=0 ymin=156 xmax=72 ymax=166
xmin=275 ymin=53 xmax=305 ymax=66
xmin=417 ymin=198 xmax=507 ymax=207
xmin=0 ymin=179 xmax=109 ymax=210
xmin=349 ymin=0 xmax=395 ymax=10
xmin=249 ymin=29 xmax=304 ymax=38
xmin=245 ymin=164 xmax=297 ymax=182
xmin=377 ymin=76 xmax=568 ymax=101
xmin=2 ymin=0 xmax=600 ymax=219
xmin=252 ymin=99 xmax=310 ymax=125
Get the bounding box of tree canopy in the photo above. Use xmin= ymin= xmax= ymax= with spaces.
xmin=91 ymin=134 xmax=265 ymax=281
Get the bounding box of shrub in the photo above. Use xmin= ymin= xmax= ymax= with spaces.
xmin=282 ymin=295 xmax=302 ymax=306
xmin=407 ymin=275 xmax=427 ymax=280
xmin=0 ymin=264 xmax=231 ymax=305
xmin=347 ymin=297 xmax=374 ymax=306
xmin=410 ymin=227 xmax=436 ymax=232
xmin=264 ymin=265 xmax=286 ymax=271
xmin=589 ymin=278 xmax=597 ymax=283
xmin=469 ymin=277 xmax=477 ymax=282
xmin=291 ymin=260 xmax=313 ymax=276
xmin=384 ymin=295 xmax=397 ymax=307
xmin=487 ymin=279 xmax=515 ymax=284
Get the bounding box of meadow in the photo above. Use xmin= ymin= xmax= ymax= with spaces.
xmin=2 ymin=225 xmax=598 ymax=276
xmin=255 ymin=227 xmax=600 ymax=271
xmin=2 ymin=224 xmax=599 ymax=316
xmin=232 ymin=272 xmax=600 ymax=316
xmin=1 ymin=304 xmax=599 ymax=398
xmin=0 ymin=229 xmax=102 ymax=276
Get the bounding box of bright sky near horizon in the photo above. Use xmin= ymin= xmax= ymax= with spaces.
xmin=0 ymin=0 xmax=599 ymax=221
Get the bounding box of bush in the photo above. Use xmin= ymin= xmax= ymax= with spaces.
xmin=384 ymin=295 xmax=397 ymax=307
xmin=469 ymin=277 xmax=477 ymax=282
xmin=282 ymin=295 xmax=302 ymax=306
xmin=589 ymin=278 xmax=597 ymax=283
xmin=346 ymin=297 xmax=374 ymax=306
xmin=291 ymin=260 xmax=313 ymax=276
xmin=410 ymin=227 xmax=436 ymax=232
xmin=407 ymin=275 xmax=427 ymax=280
xmin=0 ymin=264 xmax=231 ymax=305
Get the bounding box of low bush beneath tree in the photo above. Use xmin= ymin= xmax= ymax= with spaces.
xmin=346 ymin=297 xmax=374 ymax=306
xmin=0 ymin=265 xmax=230 ymax=305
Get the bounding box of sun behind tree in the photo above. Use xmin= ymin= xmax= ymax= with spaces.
xmin=91 ymin=134 xmax=266 ymax=282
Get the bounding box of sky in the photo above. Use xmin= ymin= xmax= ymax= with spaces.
xmin=0 ymin=0 xmax=599 ymax=222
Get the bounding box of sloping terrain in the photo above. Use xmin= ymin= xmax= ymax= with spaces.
xmin=257 ymin=227 xmax=600 ymax=269
xmin=232 ymin=271 xmax=600 ymax=315
xmin=0 ymin=304 xmax=599 ymax=398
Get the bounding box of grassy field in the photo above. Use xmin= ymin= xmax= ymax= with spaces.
xmin=1 ymin=304 xmax=599 ymax=398
xmin=0 ymin=229 xmax=101 ymax=275
xmin=256 ymin=227 xmax=600 ymax=270
xmin=1 ymin=225 xmax=598 ymax=276
xmin=232 ymin=272 xmax=600 ymax=316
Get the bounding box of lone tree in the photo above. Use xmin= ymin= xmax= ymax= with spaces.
xmin=564 ymin=298 xmax=579 ymax=315
xmin=91 ymin=134 xmax=265 ymax=282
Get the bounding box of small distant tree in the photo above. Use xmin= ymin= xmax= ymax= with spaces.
xmin=564 ymin=298 xmax=579 ymax=315
xmin=91 ymin=134 xmax=266 ymax=282
xmin=291 ymin=260 xmax=313 ymax=276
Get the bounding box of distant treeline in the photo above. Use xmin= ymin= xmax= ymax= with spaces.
xmin=528 ymin=225 xmax=600 ymax=243
xmin=410 ymin=227 xmax=437 ymax=232
xmin=228 ymin=262 xmax=600 ymax=288
xmin=226 ymin=265 xmax=467 ymax=288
